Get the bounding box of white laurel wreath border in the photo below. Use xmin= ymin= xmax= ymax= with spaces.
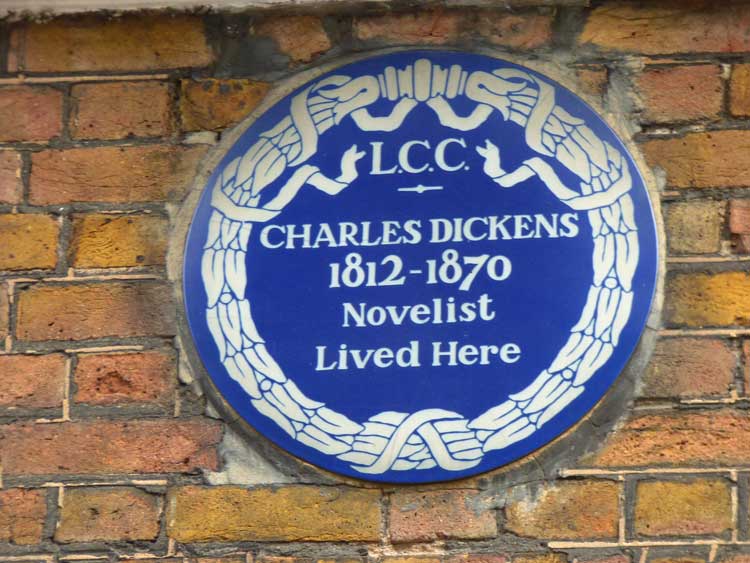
xmin=199 ymin=57 xmax=640 ymax=476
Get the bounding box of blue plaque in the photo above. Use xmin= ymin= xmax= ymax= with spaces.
xmin=183 ymin=51 xmax=658 ymax=483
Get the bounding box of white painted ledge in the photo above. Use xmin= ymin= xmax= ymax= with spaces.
xmin=0 ymin=0 xmax=587 ymax=16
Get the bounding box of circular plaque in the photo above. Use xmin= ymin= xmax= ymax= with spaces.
xmin=183 ymin=50 xmax=658 ymax=483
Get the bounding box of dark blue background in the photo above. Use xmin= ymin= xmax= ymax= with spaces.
xmin=183 ymin=51 xmax=658 ymax=483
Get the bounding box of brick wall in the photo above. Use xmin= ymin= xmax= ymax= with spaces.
xmin=0 ymin=3 xmax=749 ymax=563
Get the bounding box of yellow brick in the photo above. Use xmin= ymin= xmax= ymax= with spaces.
xmin=11 ymin=15 xmax=213 ymax=72
xmin=642 ymin=131 xmax=750 ymax=189
xmin=69 ymin=213 xmax=168 ymax=268
xmin=167 ymin=485 xmax=381 ymax=542
xmin=635 ymin=479 xmax=732 ymax=537
xmin=0 ymin=214 xmax=59 ymax=271
xmin=666 ymin=271 xmax=750 ymax=327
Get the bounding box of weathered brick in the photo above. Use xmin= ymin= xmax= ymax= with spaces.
xmin=16 ymin=282 xmax=176 ymax=341
xmin=10 ymin=15 xmax=213 ymax=72
xmin=56 ymin=487 xmax=161 ymax=542
xmin=69 ymin=213 xmax=168 ymax=269
xmin=0 ymin=489 xmax=46 ymax=545
xmin=0 ymin=214 xmax=59 ymax=271
xmin=580 ymin=3 xmax=750 ymax=54
xmin=70 ymin=82 xmax=172 ymax=140
xmin=637 ymin=65 xmax=723 ymax=123
xmin=381 ymin=559 xmax=440 ymax=563
xmin=642 ymin=131 xmax=750 ymax=189
xmin=730 ymin=200 xmax=750 ymax=254
xmin=0 ymin=418 xmax=220 ymax=476
xmin=254 ymin=16 xmax=331 ymax=64
xmin=0 ymin=86 xmax=62 ymax=142
xmin=167 ymin=485 xmax=380 ymax=542
xmin=474 ymin=11 xmax=553 ymax=49
xmin=75 ymin=350 xmax=176 ymax=407
xmin=389 ymin=489 xmax=496 ymax=543
xmin=666 ymin=272 xmax=750 ymax=328
xmin=588 ymin=409 xmax=750 ymax=467
xmin=354 ymin=11 xmax=460 ymax=44
xmin=576 ymin=556 xmax=629 ymax=563
xmin=635 ymin=479 xmax=732 ymax=537
xmin=445 ymin=556 xmax=507 ymax=563
xmin=640 ymin=338 xmax=736 ymax=399
xmin=180 ymin=79 xmax=270 ymax=132
xmin=0 ymin=354 xmax=66 ymax=409
xmin=187 ymin=557 xmax=245 ymax=563
xmin=256 ymin=558 xmax=300 ymax=563
xmin=513 ymin=554 xmax=567 ymax=563
xmin=718 ymin=556 xmax=750 ymax=563
xmin=730 ymin=64 xmax=750 ymax=117
xmin=745 ymin=340 xmax=750 ymax=397
xmin=650 ymin=557 xmax=704 ymax=563
xmin=30 ymin=145 xmax=206 ymax=205
xmin=576 ymin=67 xmax=608 ymax=98
xmin=505 ymin=480 xmax=619 ymax=540
xmin=665 ymin=200 xmax=725 ymax=255
xmin=0 ymin=283 xmax=8 ymax=342
xmin=0 ymin=151 xmax=23 ymax=204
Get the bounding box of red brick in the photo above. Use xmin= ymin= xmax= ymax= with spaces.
xmin=0 ymin=489 xmax=46 ymax=545
xmin=730 ymin=200 xmax=750 ymax=254
xmin=168 ymin=485 xmax=380 ymax=542
xmin=71 ymin=82 xmax=172 ymax=140
xmin=642 ymin=131 xmax=750 ymax=189
xmin=0 ymin=418 xmax=220 ymax=476
xmin=254 ymin=16 xmax=331 ymax=63
xmin=75 ymin=350 xmax=175 ymax=407
xmin=474 ymin=11 xmax=553 ymax=49
xmin=180 ymin=79 xmax=270 ymax=132
xmin=0 ymin=151 xmax=23 ymax=204
xmin=389 ymin=489 xmax=496 ymax=543
xmin=56 ymin=487 xmax=161 ymax=542
xmin=635 ymin=479 xmax=732 ymax=537
xmin=640 ymin=338 xmax=736 ymax=399
xmin=0 ymin=214 xmax=59 ymax=271
xmin=505 ymin=480 xmax=619 ymax=540
xmin=0 ymin=86 xmax=62 ymax=142
xmin=0 ymin=354 xmax=66 ymax=409
xmin=69 ymin=213 xmax=168 ymax=268
xmin=666 ymin=272 xmax=750 ymax=328
xmin=637 ymin=65 xmax=723 ymax=123
xmin=580 ymin=3 xmax=750 ymax=55
xmin=10 ymin=15 xmax=213 ymax=73
xmin=30 ymin=145 xmax=206 ymax=205
xmin=354 ymin=11 xmax=461 ymax=44
xmin=588 ymin=409 xmax=750 ymax=467
xmin=730 ymin=64 xmax=750 ymax=117
xmin=16 ymin=282 xmax=176 ymax=342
